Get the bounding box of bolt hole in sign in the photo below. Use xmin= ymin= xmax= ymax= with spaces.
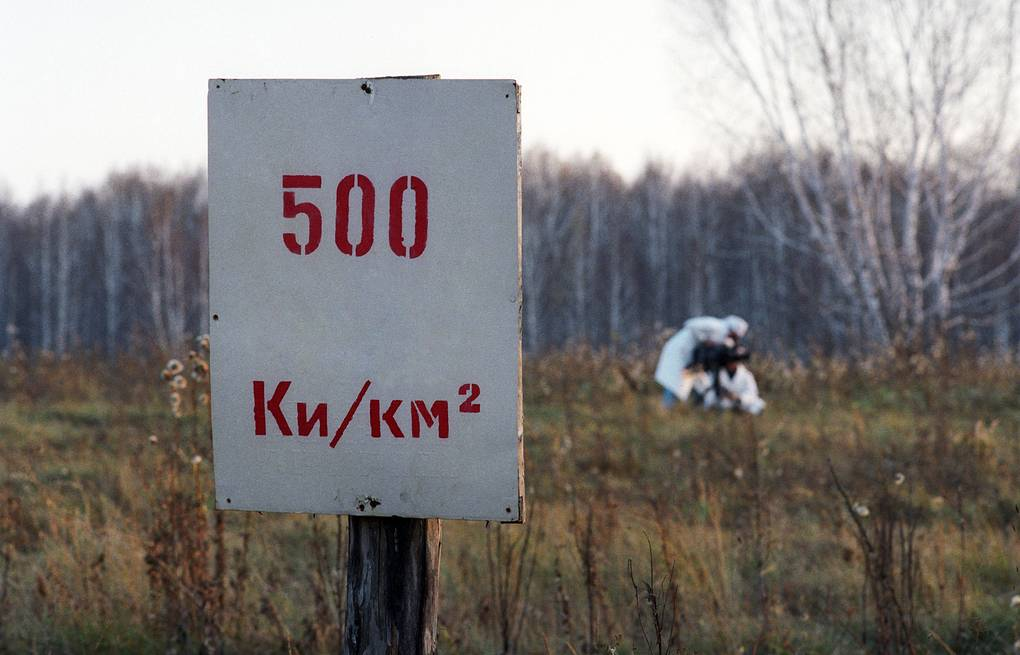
xmin=208 ymin=79 xmax=523 ymax=522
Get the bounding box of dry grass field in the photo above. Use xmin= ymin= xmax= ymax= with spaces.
xmin=1 ymin=342 xmax=1019 ymax=653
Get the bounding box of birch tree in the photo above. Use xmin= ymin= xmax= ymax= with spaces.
xmin=36 ymin=200 xmax=54 ymax=352
xmin=635 ymin=165 xmax=675 ymax=324
xmin=55 ymin=203 xmax=72 ymax=353
xmin=690 ymin=0 xmax=1019 ymax=346
xmin=0 ymin=203 xmax=8 ymax=354
xmin=523 ymin=150 xmax=572 ymax=350
xmin=101 ymin=187 xmax=127 ymax=354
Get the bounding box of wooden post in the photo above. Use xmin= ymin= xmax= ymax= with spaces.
xmin=344 ymin=517 xmax=442 ymax=655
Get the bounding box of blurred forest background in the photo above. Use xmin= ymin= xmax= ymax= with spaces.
xmin=0 ymin=144 xmax=1018 ymax=357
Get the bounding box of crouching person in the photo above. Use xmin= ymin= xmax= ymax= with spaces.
xmin=655 ymin=315 xmax=749 ymax=409
xmin=701 ymin=360 xmax=766 ymax=415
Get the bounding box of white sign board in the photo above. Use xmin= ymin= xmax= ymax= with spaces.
xmin=207 ymin=78 xmax=522 ymax=522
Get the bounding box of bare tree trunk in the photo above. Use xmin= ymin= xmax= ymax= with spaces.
xmin=685 ymin=188 xmax=704 ymax=318
xmin=995 ymin=299 xmax=1012 ymax=357
xmin=0 ymin=221 xmax=7 ymax=353
xmin=124 ymin=192 xmax=148 ymax=349
xmin=148 ymin=193 xmax=171 ymax=350
xmin=643 ymin=169 xmax=671 ymax=324
xmin=572 ymin=211 xmax=586 ymax=344
xmin=104 ymin=211 xmax=121 ymax=354
xmin=39 ymin=211 xmax=52 ymax=352
xmin=164 ymin=222 xmax=186 ymax=348
xmin=608 ymin=207 xmax=624 ymax=350
xmin=344 ymin=517 xmax=441 ymax=655
xmin=197 ymin=207 xmax=209 ymax=335
xmin=55 ymin=211 xmax=72 ymax=354
xmin=587 ymin=176 xmax=607 ymax=345
xmin=523 ymin=232 xmax=542 ymax=351
xmin=703 ymin=197 xmax=720 ymax=312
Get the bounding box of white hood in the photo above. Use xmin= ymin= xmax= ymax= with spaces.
xmin=723 ymin=315 xmax=749 ymax=339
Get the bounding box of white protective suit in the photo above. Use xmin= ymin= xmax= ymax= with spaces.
xmin=699 ymin=364 xmax=766 ymax=415
xmin=654 ymin=315 xmax=748 ymax=400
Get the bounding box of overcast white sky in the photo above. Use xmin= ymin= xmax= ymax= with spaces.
xmin=0 ymin=0 xmax=729 ymax=204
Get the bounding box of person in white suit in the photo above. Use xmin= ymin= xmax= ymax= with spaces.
xmin=698 ymin=359 xmax=766 ymax=415
xmin=654 ymin=315 xmax=749 ymax=408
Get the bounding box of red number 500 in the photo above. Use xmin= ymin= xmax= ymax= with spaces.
xmin=281 ymin=174 xmax=428 ymax=258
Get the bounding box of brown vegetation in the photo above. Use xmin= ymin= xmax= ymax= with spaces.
xmin=1 ymin=343 xmax=1019 ymax=653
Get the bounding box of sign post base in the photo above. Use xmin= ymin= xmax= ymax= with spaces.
xmin=344 ymin=516 xmax=442 ymax=655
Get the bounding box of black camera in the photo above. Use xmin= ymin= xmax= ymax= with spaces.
xmin=690 ymin=342 xmax=751 ymax=371
xmin=688 ymin=342 xmax=752 ymax=406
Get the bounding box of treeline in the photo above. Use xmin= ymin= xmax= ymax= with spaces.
xmin=525 ymin=149 xmax=1019 ymax=354
xmin=0 ymin=151 xmax=1017 ymax=356
xmin=0 ymin=171 xmax=208 ymax=355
